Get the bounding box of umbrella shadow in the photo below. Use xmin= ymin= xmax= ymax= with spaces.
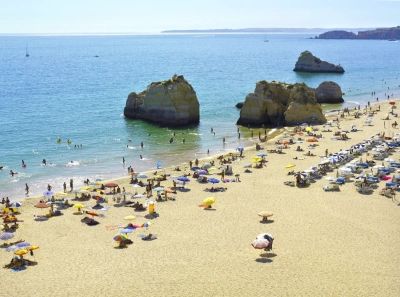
xmin=73 ymin=212 xmax=84 ymax=215
xmin=259 ymin=219 xmax=274 ymax=224
xmin=204 ymin=208 xmax=216 ymax=211
xmin=255 ymin=252 xmax=277 ymax=263
xmin=177 ymin=188 xmax=191 ymax=192
xmin=255 ymin=258 xmax=272 ymax=263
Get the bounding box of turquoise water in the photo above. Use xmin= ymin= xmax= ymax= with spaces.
xmin=0 ymin=34 xmax=399 ymax=199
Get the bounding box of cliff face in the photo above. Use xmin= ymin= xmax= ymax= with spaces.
xmin=293 ymin=51 xmax=344 ymax=73
xmin=236 ymin=81 xmax=326 ymax=127
xmin=124 ymin=75 xmax=200 ymax=126
xmin=316 ymin=26 xmax=400 ymax=39
xmin=312 ymin=81 xmax=344 ymax=104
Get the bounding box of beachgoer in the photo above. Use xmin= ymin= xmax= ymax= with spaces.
xmin=189 ymin=160 xmax=193 ymax=168
xmin=140 ymin=155 xmax=143 ymax=159
xmin=183 ymin=138 xmax=185 ymax=143
xmin=25 ymin=183 xmax=29 ymax=195
xmin=63 ymin=182 xmax=67 ymax=193
xmin=223 ymin=137 xmax=225 ymax=144
xmin=43 ymin=159 xmax=46 ymax=165
xmin=123 ymin=157 xmax=125 ymax=163
xmin=221 ymin=170 xmax=225 ymax=181
xmin=195 ymin=159 xmax=199 ymax=166
xmin=70 ymin=179 xmax=73 ymax=191
xmin=47 ymin=184 xmax=52 ymax=191
xmin=141 ymin=142 xmax=144 ymax=148
xmin=22 ymin=160 xmax=25 ymax=166
xmin=207 ymin=149 xmax=209 ymax=155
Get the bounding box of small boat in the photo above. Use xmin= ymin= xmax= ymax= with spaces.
xmin=263 ymin=35 xmax=268 ymax=42
xmin=26 ymin=44 xmax=29 ymax=57
xmin=388 ymin=38 xmax=397 ymax=41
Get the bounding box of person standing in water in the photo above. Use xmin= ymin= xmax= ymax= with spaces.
xmin=42 ymin=159 xmax=47 ymax=166
xmin=70 ymin=179 xmax=73 ymax=192
xmin=25 ymin=183 xmax=29 ymax=195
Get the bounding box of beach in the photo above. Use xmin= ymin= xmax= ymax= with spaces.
xmin=1 ymin=99 xmax=400 ymax=296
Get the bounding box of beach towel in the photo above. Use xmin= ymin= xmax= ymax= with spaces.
xmin=106 ymin=226 xmax=116 ymax=230
xmin=11 ymin=265 xmax=27 ymax=272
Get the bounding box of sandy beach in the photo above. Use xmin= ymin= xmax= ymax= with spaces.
xmin=2 ymin=99 xmax=400 ymax=296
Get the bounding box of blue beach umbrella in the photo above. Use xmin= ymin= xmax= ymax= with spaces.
xmin=153 ymin=187 xmax=164 ymax=192
xmin=156 ymin=161 xmax=162 ymax=168
xmin=136 ymin=174 xmax=147 ymax=178
xmin=16 ymin=242 xmax=31 ymax=248
xmin=6 ymin=245 xmax=22 ymax=252
xmin=177 ymin=177 xmax=190 ymax=182
xmin=0 ymin=232 xmax=14 ymax=241
xmin=257 ymin=153 xmax=267 ymax=157
xmin=236 ymin=147 xmax=244 ymax=151
xmin=207 ymin=178 xmax=220 ymax=184
xmin=121 ymin=228 xmax=134 ymax=234
xmin=9 ymin=202 xmax=22 ymax=207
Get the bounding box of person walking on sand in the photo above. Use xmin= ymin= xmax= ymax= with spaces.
xmin=325 ymin=149 xmax=328 ymax=157
xmin=70 ymin=179 xmax=73 ymax=192
xmin=221 ymin=170 xmax=225 ymax=181
xmin=25 ymin=183 xmax=29 ymax=195
xmin=63 ymin=182 xmax=67 ymax=193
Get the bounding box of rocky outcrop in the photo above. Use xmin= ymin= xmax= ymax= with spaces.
xmin=236 ymin=81 xmax=326 ymax=127
xmin=293 ymin=51 xmax=344 ymax=73
xmin=124 ymin=75 xmax=200 ymax=126
xmin=316 ymin=30 xmax=357 ymax=39
xmin=315 ymin=26 xmax=400 ymax=40
xmin=312 ymin=81 xmax=344 ymax=104
xmin=235 ymin=102 xmax=244 ymax=109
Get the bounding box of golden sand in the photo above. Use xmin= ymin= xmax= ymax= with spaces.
xmin=1 ymin=100 xmax=400 ymax=296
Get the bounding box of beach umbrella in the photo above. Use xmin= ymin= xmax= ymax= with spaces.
xmin=305 ymin=126 xmax=313 ymax=132
xmin=153 ymin=187 xmax=164 ymax=192
xmin=202 ymin=163 xmax=212 ymax=169
xmin=198 ymin=170 xmax=208 ymax=175
xmin=132 ymin=185 xmax=143 ymax=188
xmin=257 ymin=153 xmax=267 ymax=157
xmin=306 ymin=138 xmax=318 ymax=142
xmin=294 ymin=172 xmax=307 ymax=179
xmin=0 ymin=232 xmax=14 ymax=241
xmin=252 ymin=157 xmax=262 ymax=163
xmin=258 ymin=211 xmax=273 ymax=221
xmin=251 ymin=238 xmax=271 ymax=250
xmin=144 ymin=200 xmax=157 ymax=207
xmin=141 ymin=222 xmax=153 ymax=228
xmin=73 ymin=203 xmax=85 ymax=212
xmin=207 ymin=178 xmax=219 ymax=184
xmin=285 ymin=164 xmax=295 ymax=168
xmin=202 ymin=197 xmax=216 ymax=207
xmin=121 ymin=228 xmax=133 ymax=234
xmin=43 ymin=190 xmax=54 ymax=197
xmin=27 ymin=245 xmax=39 ymax=251
xmin=55 ymin=192 xmax=68 ymax=197
xmin=384 ymin=158 xmax=395 ymax=162
xmin=35 ymin=202 xmax=49 ymax=208
xmin=14 ymin=249 xmax=28 ymax=256
xmin=133 ymin=194 xmax=146 ymax=198
xmin=301 ymin=122 xmax=308 ymax=126
xmin=6 ymin=245 xmax=22 ymax=252
xmin=16 ymin=242 xmax=31 ymax=248
xmin=113 ymin=234 xmax=129 ymax=242
xmin=389 ymin=101 xmax=395 ymax=105
xmin=80 ymin=186 xmax=91 ymax=191
xmin=156 ymin=161 xmax=162 ymax=168
xmin=79 ymin=189 xmax=90 ymax=194
xmin=124 ymin=215 xmax=136 ymax=221
xmin=105 ymin=183 xmax=118 ymax=188
xmin=236 ymin=147 xmax=244 ymax=151
xmin=136 ymin=174 xmax=148 ymax=178
xmin=9 ymin=202 xmax=21 ymax=208
xmin=177 ymin=177 xmax=190 ymax=182
xmin=125 ymin=223 xmax=141 ymax=229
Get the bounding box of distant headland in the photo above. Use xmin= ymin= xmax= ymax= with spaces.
xmin=314 ymin=26 xmax=400 ymax=39
xmin=161 ymin=28 xmax=374 ymax=34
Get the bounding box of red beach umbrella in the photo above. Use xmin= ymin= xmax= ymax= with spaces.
xmin=105 ymin=183 xmax=118 ymax=188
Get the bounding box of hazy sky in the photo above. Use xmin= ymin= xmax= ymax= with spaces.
xmin=0 ymin=0 xmax=399 ymax=33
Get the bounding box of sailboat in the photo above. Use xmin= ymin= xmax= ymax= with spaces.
xmin=25 ymin=44 xmax=29 ymax=57
xmin=263 ymin=35 xmax=268 ymax=42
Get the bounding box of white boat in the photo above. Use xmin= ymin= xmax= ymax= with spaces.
xmin=25 ymin=44 xmax=29 ymax=57
xmin=263 ymin=35 xmax=268 ymax=42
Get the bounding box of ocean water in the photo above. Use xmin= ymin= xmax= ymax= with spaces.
xmin=0 ymin=33 xmax=399 ymax=199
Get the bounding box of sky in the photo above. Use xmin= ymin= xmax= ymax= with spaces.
xmin=0 ymin=0 xmax=399 ymax=34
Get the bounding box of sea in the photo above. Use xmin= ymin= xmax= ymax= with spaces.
xmin=0 ymin=33 xmax=399 ymax=200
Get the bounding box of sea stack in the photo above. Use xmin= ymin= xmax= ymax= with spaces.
xmin=236 ymin=81 xmax=326 ymax=127
xmin=312 ymin=81 xmax=344 ymax=104
xmin=293 ymin=51 xmax=344 ymax=73
xmin=124 ymin=74 xmax=200 ymax=127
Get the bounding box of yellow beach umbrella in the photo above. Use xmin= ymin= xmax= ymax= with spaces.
xmin=14 ymin=250 xmax=28 ymax=256
xmin=252 ymin=157 xmax=262 ymax=163
xmin=28 ymin=245 xmax=39 ymax=251
xmin=73 ymin=203 xmax=85 ymax=209
xmin=305 ymin=126 xmax=312 ymax=132
xmin=285 ymin=164 xmax=296 ymax=168
xmin=124 ymin=215 xmax=136 ymax=221
xmin=80 ymin=186 xmax=91 ymax=191
xmin=202 ymin=197 xmax=216 ymax=207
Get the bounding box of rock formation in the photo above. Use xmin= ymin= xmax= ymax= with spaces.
xmin=312 ymin=81 xmax=344 ymax=104
xmin=237 ymin=81 xmax=326 ymax=127
xmin=124 ymin=75 xmax=200 ymax=126
xmin=315 ymin=26 xmax=400 ymax=40
xmin=293 ymin=51 xmax=344 ymax=73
